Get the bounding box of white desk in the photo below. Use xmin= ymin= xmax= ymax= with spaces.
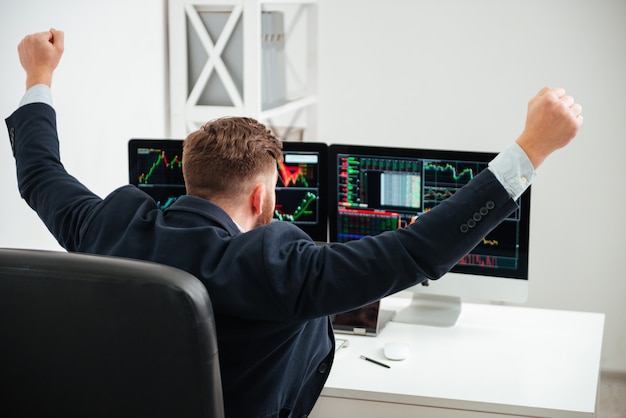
xmin=311 ymin=294 xmax=605 ymax=418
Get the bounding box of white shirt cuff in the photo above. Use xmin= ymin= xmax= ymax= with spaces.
xmin=19 ymin=84 xmax=53 ymax=108
xmin=488 ymin=143 xmax=536 ymax=200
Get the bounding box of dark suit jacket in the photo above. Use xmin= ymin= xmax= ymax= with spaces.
xmin=7 ymin=103 xmax=518 ymax=418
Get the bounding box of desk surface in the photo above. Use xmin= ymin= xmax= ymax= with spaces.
xmin=312 ymin=294 xmax=605 ymax=418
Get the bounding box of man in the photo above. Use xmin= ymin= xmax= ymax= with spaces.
xmin=7 ymin=29 xmax=582 ymax=418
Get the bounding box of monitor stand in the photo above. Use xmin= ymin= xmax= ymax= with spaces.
xmin=392 ymin=293 xmax=462 ymax=327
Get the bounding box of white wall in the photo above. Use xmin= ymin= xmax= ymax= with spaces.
xmin=317 ymin=0 xmax=626 ymax=373
xmin=1 ymin=0 xmax=624 ymax=373
xmin=0 ymin=0 xmax=168 ymax=249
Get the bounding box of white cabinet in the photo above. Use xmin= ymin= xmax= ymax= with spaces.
xmin=168 ymin=0 xmax=318 ymax=140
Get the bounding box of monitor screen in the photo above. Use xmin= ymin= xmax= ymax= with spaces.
xmin=128 ymin=139 xmax=186 ymax=210
xmin=128 ymin=139 xmax=328 ymax=241
xmin=328 ymin=144 xmax=531 ymax=326
xmin=274 ymin=142 xmax=328 ymax=242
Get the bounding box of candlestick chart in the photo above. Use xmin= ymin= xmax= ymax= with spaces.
xmin=131 ymin=145 xmax=186 ymax=210
xmin=136 ymin=148 xmax=184 ymax=185
xmin=274 ymin=159 xmax=321 ymax=224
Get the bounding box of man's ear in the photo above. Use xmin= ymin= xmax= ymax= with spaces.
xmin=250 ymin=182 xmax=266 ymax=216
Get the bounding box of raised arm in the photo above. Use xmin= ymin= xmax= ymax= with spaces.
xmin=7 ymin=29 xmax=107 ymax=252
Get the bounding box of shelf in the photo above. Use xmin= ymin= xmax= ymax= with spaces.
xmin=168 ymin=0 xmax=318 ymax=140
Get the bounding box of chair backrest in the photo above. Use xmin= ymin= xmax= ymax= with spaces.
xmin=0 ymin=248 xmax=224 ymax=418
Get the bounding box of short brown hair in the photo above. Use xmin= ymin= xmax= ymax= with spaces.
xmin=182 ymin=117 xmax=283 ymax=199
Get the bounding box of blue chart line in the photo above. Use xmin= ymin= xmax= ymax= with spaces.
xmin=158 ymin=196 xmax=178 ymax=210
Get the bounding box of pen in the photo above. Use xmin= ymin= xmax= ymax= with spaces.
xmin=360 ymin=355 xmax=390 ymax=369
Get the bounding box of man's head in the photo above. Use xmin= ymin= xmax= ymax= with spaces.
xmin=182 ymin=117 xmax=283 ymax=230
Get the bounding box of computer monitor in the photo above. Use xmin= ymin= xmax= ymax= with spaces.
xmin=128 ymin=139 xmax=328 ymax=241
xmin=328 ymin=144 xmax=531 ymax=327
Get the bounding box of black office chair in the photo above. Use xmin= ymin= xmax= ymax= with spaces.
xmin=0 ymin=248 xmax=224 ymax=418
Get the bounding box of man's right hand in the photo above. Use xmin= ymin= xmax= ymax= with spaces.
xmin=18 ymin=29 xmax=65 ymax=90
xmin=516 ymin=87 xmax=583 ymax=169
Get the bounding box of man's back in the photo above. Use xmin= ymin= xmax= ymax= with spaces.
xmin=73 ymin=185 xmax=336 ymax=417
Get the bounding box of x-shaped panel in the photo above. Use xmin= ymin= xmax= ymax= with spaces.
xmin=185 ymin=4 xmax=244 ymax=109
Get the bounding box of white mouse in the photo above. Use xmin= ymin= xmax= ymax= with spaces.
xmin=383 ymin=342 xmax=409 ymax=361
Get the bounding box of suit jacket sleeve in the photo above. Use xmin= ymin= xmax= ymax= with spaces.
xmin=6 ymin=103 xmax=105 ymax=251
xmin=223 ymin=169 xmax=519 ymax=319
